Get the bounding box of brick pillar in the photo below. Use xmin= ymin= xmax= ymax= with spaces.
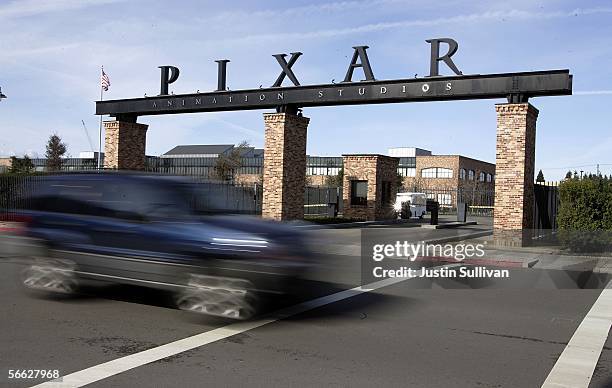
xmin=342 ymin=155 xmax=399 ymax=221
xmin=103 ymin=120 xmax=149 ymax=170
xmin=493 ymin=103 xmax=538 ymax=246
xmin=261 ymin=113 xmax=309 ymax=220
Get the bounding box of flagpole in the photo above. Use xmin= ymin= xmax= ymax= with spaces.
xmin=97 ymin=66 xmax=104 ymax=170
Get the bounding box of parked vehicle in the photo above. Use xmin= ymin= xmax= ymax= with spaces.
xmin=2 ymin=173 xmax=313 ymax=320
xmin=393 ymin=192 xmax=427 ymax=219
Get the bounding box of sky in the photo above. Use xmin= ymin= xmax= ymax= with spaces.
xmin=0 ymin=0 xmax=611 ymax=180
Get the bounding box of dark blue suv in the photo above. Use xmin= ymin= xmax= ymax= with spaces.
xmin=6 ymin=173 xmax=312 ymax=319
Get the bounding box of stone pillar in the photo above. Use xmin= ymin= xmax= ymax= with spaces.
xmin=261 ymin=113 xmax=309 ymax=220
xmin=342 ymin=155 xmax=399 ymax=221
xmin=493 ymin=103 xmax=538 ymax=246
xmin=103 ymin=120 xmax=149 ymax=170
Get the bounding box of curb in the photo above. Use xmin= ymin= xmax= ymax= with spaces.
xmin=410 ymin=255 xmax=539 ymax=268
xmin=421 ymin=221 xmax=478 ymax=229
xmin=420 ymin=230 xmax=493 ymax=245
xmin=297 ymin=220 xmax=420 ymax=230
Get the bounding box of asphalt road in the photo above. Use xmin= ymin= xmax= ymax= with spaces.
xmin=1 ymin=224 xmax=611 ymax=388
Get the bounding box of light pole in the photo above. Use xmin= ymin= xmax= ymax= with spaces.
xmin=0 ymin=86 xmax=6 ymax=101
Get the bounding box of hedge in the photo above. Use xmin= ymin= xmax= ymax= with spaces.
xmin=557 ymin=176 xmax=612 ymax=252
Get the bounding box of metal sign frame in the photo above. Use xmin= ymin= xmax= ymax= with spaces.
xmin=96 ymin=70 xmax=572 ymax=121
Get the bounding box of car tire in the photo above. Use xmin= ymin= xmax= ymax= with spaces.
xmin=21 ymin=257 xmax=79 ymax=295
xmin=176 ymin=274 xmax=258 ymax=320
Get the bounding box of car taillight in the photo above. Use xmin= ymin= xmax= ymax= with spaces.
xmin=0 ymin=213 xmax=32 ymax=235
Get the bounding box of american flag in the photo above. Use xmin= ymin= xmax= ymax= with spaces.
xmin=100 ymin=68 xmax=110 ymax=91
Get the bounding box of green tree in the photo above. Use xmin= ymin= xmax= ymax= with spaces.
xmin=8 ymin=155 xmax=34 ymax=174
xmin=45 ymin=134 xmax=67 ymax=172
xmin=536 ymin=169 xmax=545 ymax=183
xmin=564 ymin=170 xmax=572 ymax=180
xmin=215 ymin=141 xmax=249 ymax=182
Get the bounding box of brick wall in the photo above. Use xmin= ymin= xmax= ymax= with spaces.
xmin=103 ymin=121 xmax=148 ymax=170
xmin=342 ymin=155 xmax=399 ymax=220
xmin=493 ymin=103 xmax=538 ymax=246
xmin=261 ymin=113 xmax=309 ymax=220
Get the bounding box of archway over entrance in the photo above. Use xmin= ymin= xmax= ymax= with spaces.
xmin=96 ymin=68 xmax=572 ymax=246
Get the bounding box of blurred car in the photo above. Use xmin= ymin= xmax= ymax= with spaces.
xmin=2 ymin=173 xmax=313 ymax=320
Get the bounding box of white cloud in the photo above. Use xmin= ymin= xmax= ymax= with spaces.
xmin=209 ymin=0 xmax=414 ymax=21
xmin=0 ymin=0 xmax=128 ymax=19
xmin=214 ymin=6 xmax=612 ymax=44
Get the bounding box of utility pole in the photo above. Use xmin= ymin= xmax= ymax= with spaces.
xmin=597 ymin=164 xmax=600 ymax=176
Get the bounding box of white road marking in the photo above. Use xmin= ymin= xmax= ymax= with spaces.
xmin=31 ymin=264 xmax=459 ymax=388
xmin=542 ymin=281 xmax=612 ymax=388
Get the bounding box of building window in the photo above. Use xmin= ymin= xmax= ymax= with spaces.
xmin=468 ymin=170 xmax=475 ymax=180
xmin=398 ymin=157 xmax=416 ymax=168
xmin=437 ymin=194 xmax=452 ymax=206
xmin=460 ymin=168 xmax=466 ymax=180
xmin=397 ymin=167 xmax=416 ymax=177
xmin=421 ymin=167 xmax=453 ymax=179
xmin=486 ymin=173 xmax=493 ymax=183
xmin=479 ymin=172 xmax=486 ymax=182
xmin=421 ymin=168 xmax=437 ymax=178
xmin=437 ymin=168 xmax=453 ymax=178
xmin=350 ymin=180 xmax=368 ymax=206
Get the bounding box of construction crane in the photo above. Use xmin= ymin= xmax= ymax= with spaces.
xmin=81 ymin=120 xmax=95 ymax=152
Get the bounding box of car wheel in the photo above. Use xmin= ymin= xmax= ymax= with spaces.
xmin=21 ymin=257 xmax=78 ymax=295
xmin=176 ymin=274 xmax=258 ymax=320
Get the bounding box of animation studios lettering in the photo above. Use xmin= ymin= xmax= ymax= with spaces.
xmin=153 ymin=38 xmax=461 ymax=110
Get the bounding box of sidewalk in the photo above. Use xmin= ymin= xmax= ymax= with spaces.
xmin=452 ymin=234 xmax=612 ymax=274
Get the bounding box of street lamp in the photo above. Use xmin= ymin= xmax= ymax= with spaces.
xmin=0 ymin=86 xmax=6 ymax=101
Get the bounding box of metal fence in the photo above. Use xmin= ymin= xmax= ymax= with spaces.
xmin=29 ymin=158 xmax=102 ymax=172
xmin=404 ymin=185 xmax=495 ymax=216
xmin=0 ymin=174 xmax=346 ymax=217
xmin=0 ymin=174 xmax=44 ymax=214
xmin=533 ymin=182 xmax=559 ymax=233
xmin=304 ymin=186 xmax=343 ymax=216
xmin=145 ymin=156 xmax=264 ymax=178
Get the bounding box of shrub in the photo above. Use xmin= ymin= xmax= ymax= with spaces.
xmin=557 ymin=176 xmax=612 ymax=252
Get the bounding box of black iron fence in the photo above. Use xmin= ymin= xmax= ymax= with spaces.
xmin=403 ymin=185 xmax=495 ymax=216
xmin=145 ymin=156 xmax=264 ymax=178
xmin=533 ymin=182 xmax=559 ymax=233
xmin=0 ymin=174 xmax=45 ymax=214
xmin=304 ymin=186 xmax=343 ymax=216
xmin=0 ymin=174 xmax=347 ymax=217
